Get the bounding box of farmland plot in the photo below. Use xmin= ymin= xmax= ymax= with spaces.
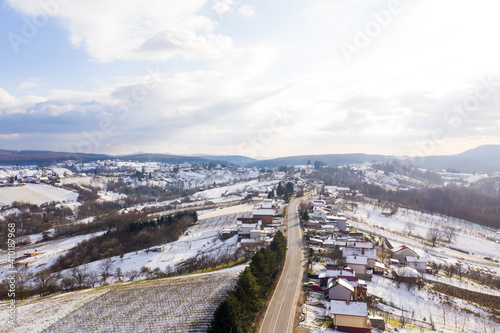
xmin=42 ymin=266 xmax=244 ymax=333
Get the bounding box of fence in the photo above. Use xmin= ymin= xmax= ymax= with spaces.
xmin=369 ymin=306 xmax=434 ymax=330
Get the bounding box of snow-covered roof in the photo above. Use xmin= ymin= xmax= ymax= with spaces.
xmin=330 ymin=300 xmax=368 ymax=317
xmin=342 ymin=247 xmax=377 ymax=259
xmin=394 ymin=266 xmax=422 ymax=278
xmin=330 ymin=278 xmax=355 ymax=292
xmin=326 ymin=267 xmax=355 ymax=278
xmin=252 ymin=208 xmax=274 ymax=216
xmin=405 ymin=256 xmax=428 ymax=263
xmin=391 ymin=245 xmax=417 ymax=254
xmin=346 ymin=255 xmax=368 ymax=265
xmin=346 ymin=241 xmax=374 ymax=248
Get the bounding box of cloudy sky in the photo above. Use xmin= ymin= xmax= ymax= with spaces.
xmin=1 ymin=0 xmax=500 ymax=159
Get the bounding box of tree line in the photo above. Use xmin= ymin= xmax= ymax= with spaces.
xmin=50 ymin=211 xmax=197 ymax=272
xmin=207 ymin=231 xmax=287 ymax=333
xmin=306 ymin=165 xmax=500 ymax=229
xmin=358 ymin=184 xmax=500 ymax=229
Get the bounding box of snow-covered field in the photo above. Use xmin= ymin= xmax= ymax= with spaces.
xmin=198 ymin=204 xmax=253 ymax=220
xmin=85 ymin=211 xmax=250 ymax=276
xmin=368 ymin=275 xmax=499 ymax=332
xmin=1 ymin=204 xmax=252 ymax=285
xmin=0 ymin=232 xmax=106 ymax=280
xmin=0 ymin=266 xmax=245 ymax=333
xmin=0 ymin=184 xmax=79 ymax=207
xmin=0 ymin=287 xmax=110 ymax=333
xmin=194 ymin=179 xmax=280 ymax=200
xmin=344 ymin=201 xmax=500 ymax=276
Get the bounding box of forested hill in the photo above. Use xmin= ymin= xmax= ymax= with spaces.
xmin=356 ymin=183 xmax=500 ymax=230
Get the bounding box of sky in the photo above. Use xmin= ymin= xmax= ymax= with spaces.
xmin=1 ymin=0 xmax=500 ymax=159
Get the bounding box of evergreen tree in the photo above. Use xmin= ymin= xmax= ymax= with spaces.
xmin=276 ymin=182 xmax=284 ymax=196
xmin=270 ymin=230 xmax=287 ymax=263
xmin=285 ymin=181 xmax=294 ymax=194
xmin=207 ymin=295 xmax=243 ymax=333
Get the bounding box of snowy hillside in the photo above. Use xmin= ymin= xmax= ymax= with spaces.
xmin=0 ymin=184 xmax=78 ymax=207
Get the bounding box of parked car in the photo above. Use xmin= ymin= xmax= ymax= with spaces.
xmin=312 ymin=284 xmax=323 ymax=291
xmin=303 ymin=282 xmax=314 ymax=287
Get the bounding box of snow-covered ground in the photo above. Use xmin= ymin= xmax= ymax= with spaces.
xmin=198 ymin=204 xmax=253 ymax=220
xmin=344 ymin=201 xmax=500 ymax=276
xmin=0 ymin=204 xmax=253 ymax=285
xmin=0 ymin=265 xmax=245 ymax=333
xmin=97 ymin=191 xmax=126 ymax=202
xmin=0 ymin=232 xmax=106 ymax=280
xmin=368 ymin=275 xmax=499 ymax=332
xmin=193 ymin=179 xmax=280 ymax=200
xmin=0 ymin=184 xmax=79 ymax=207
xmin=81 ymin=211 xmax=250 ymax=277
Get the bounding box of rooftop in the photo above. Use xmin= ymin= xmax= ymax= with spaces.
xmin=330 ymin=300 xmax=368 ymax=317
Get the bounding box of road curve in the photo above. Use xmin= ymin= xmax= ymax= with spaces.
xmin=260 ymin=197 xmax=305 ymax=333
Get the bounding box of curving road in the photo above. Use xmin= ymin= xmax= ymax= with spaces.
xmin=260 ymin=197 xmax=305 ymax=333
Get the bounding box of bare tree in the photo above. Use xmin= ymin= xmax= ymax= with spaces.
xmin=115 ymin=267 xmax=123 ymax=282
xmin=35 ymin=269 xmax=59 ymax=297
xmin=427 ymin=228 xmax=441 ymax=247
xmin=126 ymin=269 xmax=139 ymax=282
xmin=99 ymin=258 xmax=114 ymax=283
xmin=61 ymin=272 xmax=76 ymax=292
xmin=443 ymin=227 xmax=457 ymax=244
xmin=405 ymin=222 xmax=416 ymax=236
xmin=87 ymin=269 xmax=99 ymax=288
xmin=15 ymin=267 xmax=32 ymax=299
xmin=72 ymin=266 xmax=88 ymax=289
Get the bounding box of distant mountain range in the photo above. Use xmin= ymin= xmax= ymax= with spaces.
xmin=409 ymin=145 xmax=500 ymax=173
xmin=0 ymin=149 xmax=108 ymax=166
xmin=245 ymin=153 xmax=396 ymax=168
xmin=1 ymin=145 xmax=499 ymax=172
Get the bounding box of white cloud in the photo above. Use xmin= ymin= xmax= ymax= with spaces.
xmin=212 ymin=0 xmax=234 ymax=14
xmin=6 ymin=0 xmax=232 ymax=63
xmin=238 ymin=4 xmax=254 ymax=16
xmin=3 ymin=0 xmax=500 ymax=156
xmin=17 ymin=77 xmax=42 ymax=90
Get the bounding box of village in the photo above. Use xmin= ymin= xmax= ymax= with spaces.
xmin=0 ymin=159 xmax=499 ymax=332
xmin=297 ymin=185 xmax=499 ymax=333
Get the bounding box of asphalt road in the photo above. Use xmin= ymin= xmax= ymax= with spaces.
xmin=260 ymin=197 xmax=305 ymax=333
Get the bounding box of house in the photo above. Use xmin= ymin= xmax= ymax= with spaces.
xmin=329 ymin=300 xmax=371 ymax=333
xmin=391 ymin=245 xmax=418 ymax=262
xmin=24 ymin=250 xmax=37 ymax=257
xmin=322 ymin=225 xmax=337 ymax=235
xmin=405 ymin=256 xmax=429 ymax=273
xmin=346 ymin=241 xmax=373 ymax=248
xmin=236 ymin=218 xmax=262 ymax=240
xmin=327 ymin=278 xmax=354 ymax=301
xmin=326 ymin=267 xmax=355 ymax=278
xmin=252 ymin=199 xmax=274 ymax=225
xmin=309 ymin=238 xmax=324 ymax=246
xmin=373 ymin=262 xmax=386 ymax=275
xmin=342 ymin=247 xmax=378 ymax=269
xmin=326 ymin=215 xmax=347 ymax=231
xmin=312 ymin=199 xmax=326 ymax=208
xmin=393 ymin=266 xmax=422 ymax=283
xmin=313 ymin=206 xmax=328 ymax=220
xmin=346 ymin=256 xmax=368 ymax=280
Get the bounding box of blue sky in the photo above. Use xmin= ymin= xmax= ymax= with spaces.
xmin=1 ymin=0 xmax=500 ymax=158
